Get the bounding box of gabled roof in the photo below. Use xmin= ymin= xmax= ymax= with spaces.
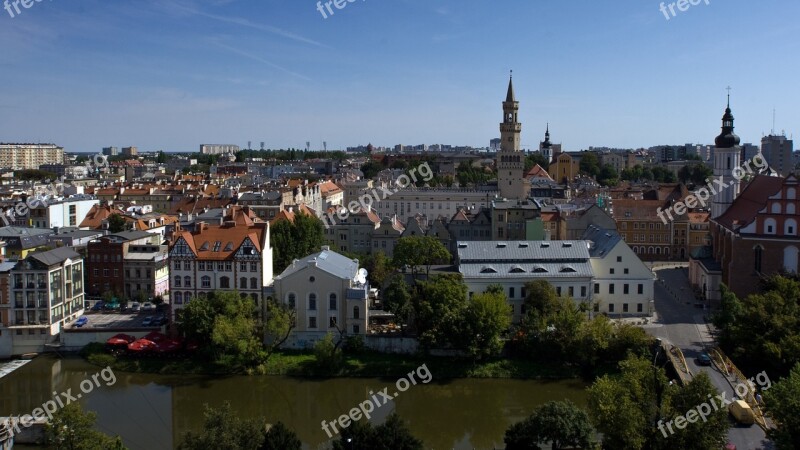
xmin=27 ymin=247 xmax=81 ymax=266
xmin=277 ymin=247 xmax=359 ymax=281
xmin=713 ymin=175 xmax=785 ymax=229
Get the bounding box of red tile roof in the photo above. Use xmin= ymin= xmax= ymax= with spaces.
xmin=713 ymin=175 xmax=785 ymax=230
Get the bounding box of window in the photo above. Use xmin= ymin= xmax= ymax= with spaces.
xmin=610 ymin=268 xmax=615 ymax=274
xmin=609 ymin=284 xmax=615 ymax=294
xmin=623 ymin=303 xmax=629 ymax=313
xmin=609 ymin=304 xmax=615 ymax=313
xmin=329 ymin=317 xmax=337 ymax=328
xmin=637 ymin=303 xmax=643 ymax=313
xmin=509 ymin=287 xmax=515 ymax=298
xmin=329 ymin=294 xmax=337 ymax=310
xmin=594 ymin=283 xmax=600 ymax=294
xmin=250 ymin=277 xmax=257 ymax=289
xmin=183 ymin=261 xmax=191 ymax=270
xmin=220 ymin=277 xmax=230 ymax=289
xmin=225 ymin=262 xmax=232 ymax=272
xmin=765 ymin=218 xmax=777 ymax=235
xmin=201 ymin=276 xmax=210 ymax=288
xmin=353 ymin=305 xmax=360 ymax=319
xmin=581 ymin=286 xmax=587 ymax=297
xmin=309 ymin=317 xmax=317 ymax=329
xmin=617 ymin=256 xmax=622 ymax=262
xmin=240 ymin=277 xmax=247 ymax=289
xmin=93 ymin=268 xmax=99 ymax=277
xmin=623 ymin=284 xmax=629 ymax=294
xmin=556 ymin=286 xmax=562 ymax=296
xmin=309 ymin=294 xmax=317 ymax=311
xmin=638 ymin=284 xmax=644 ymax=294
xmin=288 ymin=293 xmax=296 ymax=308
xmin=624 ymin=268 xmax=629 ymax=274
xmin=174 ymin=292 xmax=183 ymax=304
xmin=184 ymin=276 xmax=192 ymax=287
xmin=352 ymin=325 xmax=360 ymax=334
xmin=103 ymin=269 xmax=109 ymax=277
xmin=174 ymin=276 xmax=181 ymax=287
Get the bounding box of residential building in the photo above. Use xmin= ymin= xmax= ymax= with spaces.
xmin=0 ymin=144 xmax=65 ymax=170
xmin=200 ymin=144 xmax=240 ymax=155
xmin=0 ymin=228 xmax=53 ymax=259
xmin=565 ymin=205 xmax=617 ymax=240
xmin=491 ymin=199 xmax=543 ymax=240
xmin=370 ymin=217 xmax=404 ymax=257
xmin=761 ymin=134 xmax=794 ymax=177
xmin=123 ymin=243 xmax=169 ymax=301
xmin=102 ymin=147 xmax=119 ymax=156
xmin=39 ymin=164 xmax=89 ymax=179
xmin=269 ymin=246 xmax=369 ymax=347
xmin=323 ymin=208 xmax=380 ymax=254
xmin=121 ymin=147 xmax=138 ymax=157
xmin=27 ymin=196 xmax=99 ymax=229
xmin=86 ymin=231 xmax=160 ymax=298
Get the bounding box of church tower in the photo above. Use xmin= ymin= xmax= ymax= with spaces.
xmin=497 ymin=73 xmax=528 ymax=200
xmin=539 ymin=123 xmax=553 ymax=164
xmin=711 ymin=91 xmax=741 ymax=219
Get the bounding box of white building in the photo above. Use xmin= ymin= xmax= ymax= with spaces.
xmin=583 ymin=226 xmax=656 ymax=316
xmin=269 ymin=247 xmax=369 ymax=348
xmin=28 ymin=196 xmax=99 ymax=229
xmin=0 ymin=143 xmax=65 ymax=170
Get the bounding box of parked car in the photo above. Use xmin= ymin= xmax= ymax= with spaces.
xmin=697 ymin=353 xmax=713 ymax=366
xmin=142 ymin=302 xmax=155 ymax=312
xmin=156 ymin=316 xmax=168 ymax=326
xmin=104 ymin=302 xmax=120 ymax=311
xmin=74 ymin=316 xmax=89 ymax=327
xmin=729 ymin=399 xmax=755 ymax=426
xmin=91 ymin=301 xmax=105 ymax=312
xmin=130 ymin=302 xmax=141 ymax=312
xmin=142 ymin=316 xmax=154 ymax=327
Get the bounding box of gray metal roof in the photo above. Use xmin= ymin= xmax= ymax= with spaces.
xmin=29 ymin=247 xmax=81 ymax=266
xmin=459 ymin=261 xmax=593 ymax=279
xmin=582 ymin=226 xmax=622 ymax=258
xmin=277 ymin=247 xmax=359 ymax=281
xmin=108 ymin=230 xmax=153 ymax=241
xmin=457 ymin=240 xmax=591 ymax=263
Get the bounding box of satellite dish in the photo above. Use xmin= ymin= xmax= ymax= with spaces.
xmin=356 ymin=268 xmax=368 ymax=285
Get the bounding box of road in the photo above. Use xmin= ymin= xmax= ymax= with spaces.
xmin=644 ymin=264 xmax=773 ymax=450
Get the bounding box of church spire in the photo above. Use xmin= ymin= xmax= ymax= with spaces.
xmin=715 ymin=88 xmax=740 ymax=148
xmin=506 ymin=70 xmax=515 ymax=103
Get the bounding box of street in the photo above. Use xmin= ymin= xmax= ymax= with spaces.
xmin=645 ymin=265 xmax=773 ymax=450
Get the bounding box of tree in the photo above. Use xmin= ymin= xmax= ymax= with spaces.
xmin=597 ymin=164 xmax=619 ymax=187
xmin=579 ymin=152 xmax=600 ymax=177
xmin=107 ymin=214 xmax=127 ymax=233
xmin=523 ymin=280 xmax=561 ymax=318
xmin=383 ymin=274 xmax=413 ymax=328
xmin=463 ymin=290 xmax=511 ymax=359
xmin=392 ymin=236 xmax=451 ymax=281
xmin=332 ymin=414 xmax=423 ymax=450
xmin=362 ymin=251 xmax=390 ymax=287
xmin=414 ymin=274 xmax=468 ymax=350
xmin=156 ymin=150 xmax=167 ymax=164
xmin=178 ymin=403 xmax=267 ymax=450
xmin=525 ymin=153 xmax=550 ymax=172
xmin=261 ymin=422 xmax=302 ymax=450
xmin=504 ymin=400 xmax=594 ymax=450
xmin=271 ymin=212 xmax=325 ymax=273
xmin=361 ymin=160 xmax=386 ymax=179
xmin=314 ymin=332 xmax=344 ymax=373
xmin=264 ymin=298 xmax=296 ymax=356
xmin=663 ymin=373 xmax=728 ymax=450
xmin=45 ymin=403 xmax=127 ymax=450
xmin=765 ymin=362 xmax=800 ymax=450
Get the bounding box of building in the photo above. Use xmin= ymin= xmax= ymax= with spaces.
xmin=121 ymin=147 xmax=138 ymax=157
xmin=761 ymin=134 xmax=793 ymax=177
xmin=323 ymin=208 xmax=380 ymax=254
xmin=269 ymin=246 xmax=369 ymax=347
xmin=200 ymin=144 xmax=240 ymax=155
xmin=711 ymin=97 xmax=742 ymax=219
xmin=38 ymin=164 xmax=89 ymax=179
xmin=375 ymin=188 xmax=497 ymax=224
xmin=456 ymin=240 xmax=594 ymax=323
xmin=0 ymin=144 xmax=65 ymax=170
xmin=548 ymin=152 xmax=581 ymax=184
xmin=583 ymin=226 xmax=655 ymax=316
xmin=371 ymin=216 xmax=404 ymax=257
xmin=6 ymin=247 xmax=85 ymax=355
xmin=27 ymin=196 xmax=99 ymax=229
xmin=168 ymin=206 xmax=273 ymax=322
xmin=539 ymin=124 xmax=554 ymax=164
xmin=0 ymin=228 xmax=53 ymax=259
xmin=102 ymin=147 xmax=119 ymax=156
xmin=491 ymin=199 xmax=544 ymax=240
xmin=496 ymin=75 xmax=530 ymax=200
xmin=86 ymin=231 xmax=160 ymax=298
xmin=566 ymin=205 xmax=617 ymax=240
xmin=123 ymin=243 xmax=169 ymax=301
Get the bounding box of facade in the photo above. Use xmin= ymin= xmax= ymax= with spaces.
xmin=491 ymin=199 xmax=544 ymax=240
xmin=761 ymin=134 xmax=793 ymax=177
xmin=456 ymin=240 xmax=594 ymax=323
xmin=0 ymin=228 xmax=53 ymax=259
xmin=27 ymin=196 xmax=99 ymax=229
xmin=375 ymin=188 xmax=497 ymax=224
xmin=121 ymin=147 xmax=138 ymax=157
xmin=6 ymin=248 xmax=84 ymax=354
xmin=200 ymin=144 xmax=240 ymax=155
xmin=102 ymin=147 xmax=119 ymax=156
xmin=583 ymin=226 xmax=655 ymax=316
xmin=323 ymin=208 xmax=380 ymax=254
xmin=0 ymin=144 xmax=65 ymax=170
xmin=270 ymin=247 xmax=369 ymax=347
xmin=370 ymin=217 xmax=404 ymax=257
xmin=496 ymin=76 xmax=530 ymax=200
xmin=123 ymin=243 xmax=169 ymax=301
xmin=548 ymin=153 xmax=580 ymax=184
xmin=86 ymin=231 xmax=159 ymax=298
xmin=39 ymin=164 xmax=90 ymax=179
xmin=566 ymin=205 xmax=617 ymax=240
xmin=168 ymin=206 xmax=273 ymax=322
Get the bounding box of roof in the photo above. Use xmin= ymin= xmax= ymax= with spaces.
xmin=459 ymin=261 xmax=593 ymax=279
xmin=108 ymin=230 xmax=153 ymax=241
xmin=713 ymin=175 xmax=785 ymax=229
xmin=172 ymin=219 xmax=267 ymax=261
xmin=582 ymin=226 xmax=622 ymax=257
xmin=277 ymin=247 xmax=359 ymax=281
xmin=457 ymin=240 xmax=590 ymax=263
xmin=28 ymin=247 xmax=81 ymax=266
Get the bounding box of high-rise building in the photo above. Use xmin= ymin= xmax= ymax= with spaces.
xmin=200 ymin=144 xmax=240 ymax=155
xmin=121 ymin=146 xmax=138 ymax=157
xmin=102 ymin=147 xmax=119 ymax=156
xmin=711 ymin=96 xmax=741 ymax=219
xmin=0 ymin=143 xmax=65 ymax=170
xmin=496 ymin=74 xmax=529 ymax=200
xmin=761 ymin=134 xmax=793 ymax=176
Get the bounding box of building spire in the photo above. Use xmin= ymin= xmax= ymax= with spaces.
xmin=715 ymin=90 xmax=740 ymax=148
xmin=506 ymin=70 xmax=515 ymax=103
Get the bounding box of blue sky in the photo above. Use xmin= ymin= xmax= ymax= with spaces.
xmin=0 ymin=0 xmax=798 ymax=153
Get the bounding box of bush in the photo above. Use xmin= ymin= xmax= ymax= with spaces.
xmin=344 ymin=335 xmax=366 ymax=354
xmin=314 ymin=333 xmax=343 ymax=373
xmin=87 ymin=353 xmax=116 ymax=368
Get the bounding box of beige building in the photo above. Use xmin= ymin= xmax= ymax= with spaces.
xmin=0 ymin=143 xmax=65 ymax=170
xmin=269 ymin=247 xmax=369 ymax=348
xmin=497 ymin=75 xmax=530 ymax=200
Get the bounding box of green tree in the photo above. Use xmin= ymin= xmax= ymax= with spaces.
xmin=156 ymin=150 xmax=167 ymax=163
xmin=579 ymin=152 xmax=600 ymax=177
xmin=261 ymin=422 xmax=302 ymax=450
xmin=764 ymin=362 xmax=800 ymax=450
xmin=663 ymin=373 xmax=728 ymax=450
xmin=45 ymin=403 xmax=127 ymax=450
xmin=271 ymin=212 xmax=325 ymax=273
xmin=504 ymin=400 xmax=594 ymax=450
xmin=463 ymin=290 xmax=511 ymax=359
xmin=332 ymin=414 xmax=423 ymax=450
xmin=361 ymin=160 xmax=386 ymax=179
xmin=597 ymin=164 xmax=619 ymax=187
xmin=525 ymin=153 xmax=551 ymax=172
xmin=523 ymin=280 xmax=561 ymax=318
xmin=314 ymin=332 xmax=344 ymax=373
xmin=362 ymin=251 xmax=390 ymax=287
xmin=383 ymin=274 xmax=413 ymax=328
xmin=107 ymin=214 xmax=127 ymax=233
xmin=392 ymin=236 xmax=451 ymax=281
xmin=414 ymin=274 xmax=468 ymax=350
xmin=264 ymin=298 xmax=296 ymax=356
xmin=178 ymin=403 xmax=266 ymax=450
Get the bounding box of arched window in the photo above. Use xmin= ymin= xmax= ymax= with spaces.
xmin=250 ymin=277 xmax=257 ymax=289
xmin=240 ymin=277 xmax=247 ymax=289
xmin=764 ymin=218 xmax=777 ymax=235
xmin=220 ymin=276 xmax=230 ymax=289
xmin=184 ymin=276 xmax=192 ymax=287
xmin=184 ymin=291 xmax=192 ymax=302
xmin=174 ymin=292 xmax=182 ymax=304
xmin=353 ymin=305 xmax=360 ymax=319
xmin=201 ymin=276 xmax=210 ymax=288
xmin=784 ymin=246 xmax=799 ymax=273
xmin=786 ymin=219 xmax=797 ymax=236
xmin=174 ymin=276 xmax=182 ymax=287
xmin=788 ymin=204 xmax=796 ymax=215
xmin=754 ymin=245 xmax=763 ymax=273
xmin=287 ymin=293 xmax=296 ymax=308
xmin=329 ymin=293 xmax=337 ymax=310
xmin=771 ymin=203 xmax=782 ymax=214
xmin=308 ymin=293 xmax=317 ymax=311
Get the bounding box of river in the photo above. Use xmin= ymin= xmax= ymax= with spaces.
xmin=0 ymin=356 xmax=588 ymax=450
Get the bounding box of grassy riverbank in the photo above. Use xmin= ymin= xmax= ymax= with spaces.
xmin=80 ymin=343 xmax=580 ymax=379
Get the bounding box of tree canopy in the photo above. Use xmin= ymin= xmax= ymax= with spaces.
xmin=271 ymin=211 xmax=325 ymax=273
xmin=764 ymin=362 xmax=800 ymax=450
xmin=332 ymin=414 xmax=423 ymax=450
xmin=392 ymin=235 xmax=451 ymax=281
xmin=504 ymin=400 xmax=594 ymax=450
xmin=45 ymin=403 xmax=127 ymax=450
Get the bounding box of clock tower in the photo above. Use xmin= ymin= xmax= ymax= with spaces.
xmin=497 ymin=73 xmax=529 ymax=200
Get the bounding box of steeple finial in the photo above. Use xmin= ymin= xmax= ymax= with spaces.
xmin=726 ymin=86 xmax=732 ymax=108
xmin=505 ymin=71 xmax=516 ymax=103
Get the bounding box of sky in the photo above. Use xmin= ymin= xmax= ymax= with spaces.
xmin=0 ymin=0 xmax=798 ymax=153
